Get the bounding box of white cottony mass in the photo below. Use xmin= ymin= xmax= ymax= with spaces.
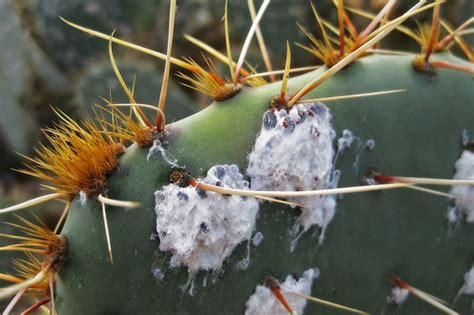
xmin=247 ymin=103 xmax=338 ymax=239
xmin=154 ymin=164 xmax=259 ymax=273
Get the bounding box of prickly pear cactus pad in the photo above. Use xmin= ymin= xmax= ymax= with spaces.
xmin=1 ymin=1 xmax=474 ymax=315
xmin=53 ymin=53 xmax=474 ymax=315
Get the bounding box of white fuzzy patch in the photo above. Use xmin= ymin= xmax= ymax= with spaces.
xmin=365 ymin=139 xmax=376 ymax=151
xmin=154 ymin=165 xmax=259 ymax=273
xmin=151 ymin=267 xmax=164 ymax=281
xmin=247 ymin=103 xmax=336 ymax=234
xmin=79 ymin=190 xmax=88 ymax=205
xmin=244 ymin=268 xmax=319 ymax=315
xmin=462 ymin=130 xmax=470 ymax=147
xmin=447 ymin=206 xmax=458 ymax=224
xmin=449 ymin=150 xmax=474 ymax=223
xmin=251 ymin=232 xmax=264 ymax=247
xmin=147 ymin=139 xmax=180 ymax=167
xmin=460 ymin=266 xmax=474 ymax=296
xmin=337 ymin=129 xmax=355 ymax=155
xmin=387 ymin=287 xmax=410 ymax=306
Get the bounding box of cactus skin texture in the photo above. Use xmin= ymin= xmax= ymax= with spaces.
xmin=54 ymin=52 xmax=474 ymax=314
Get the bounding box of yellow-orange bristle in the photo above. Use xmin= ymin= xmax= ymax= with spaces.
xmin=100 ymin=99 xmax=158 ymax=147
xmin=289 ymin=0 xmax=436 ymax=106
xmin=0 ymin=213 xmax=68 ymax=277
xmin=16 ymin=109 xmax=130 ymax=199
xmin=298 ymin=1 xmax=358 ymax=67
xmin=311 ymin=2 xmax=333 ymax=49
xmin=345 ymin=1 xmax=445 ymax=56
xmin=183 ymin=34 xmax=268 ymax=88
xmin=296 ymin=24 xmax=342 ymax=67
xmin=298 ymin=2 xmax=340 ymax=67
xmin=242 ymin=64 xmax=268 ymax=87
xmin=177 ymin=57 xmax=241 ymax=101
xmin=126 ymin=120 xmax=157 ymax=147
xmin=0 ymin=253 xmax=49 ymax=296
xmin=0 ymin=215 xmax=56 ymax=255
xmin=413 ymin=22 xmax=436 ymax=52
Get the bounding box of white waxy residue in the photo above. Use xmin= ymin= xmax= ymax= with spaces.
xmin=154 ymin=164 xmax=259 ymax=273
xmin=247 ymin=102 xmax=338 ymax=242
xmin=449 ymin=149 xmax=474 ymax=223
xmin=251 ymin=232 xmax=264 ymax=247
xmin=454 ymin=266 xmax=474 ymax=306
xmin=147 ymin=139 xmax=180 ymax=167
xmin=459 ymin=266 xmax=474 ymax=296
xmin=387 ymin=287 xmax=410 ymax=306
xmin=337 ymin=129 xmax=355 ymax=155
xmin=244 ymin=268 xmax=319 ymax=315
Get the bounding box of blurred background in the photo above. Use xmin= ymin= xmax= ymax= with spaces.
xmin=0 ymin=0 xmax=472 ymax=307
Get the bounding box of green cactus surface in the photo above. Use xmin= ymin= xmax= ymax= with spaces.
xmin=54 ymin=53 xmax=474 ymax=314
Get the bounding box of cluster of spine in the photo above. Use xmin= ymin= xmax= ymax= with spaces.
xmin=0 ymin=215 xmax=67 ymax=313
